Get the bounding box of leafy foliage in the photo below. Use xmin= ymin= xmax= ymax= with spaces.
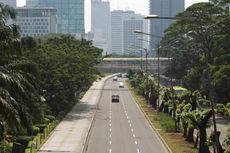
xmin=160 ymin=2 xmax=230 ymax=103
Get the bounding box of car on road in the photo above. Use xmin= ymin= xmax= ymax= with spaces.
xmin=118 ymin=73 xmax=122 ymax=77
xmin=113 ymin=76 xmax=118 ymax=81
xmin=119 ymin=82 xmax=124 ymax=88
xmin=111 ymin=93 xmax=119 ymax=102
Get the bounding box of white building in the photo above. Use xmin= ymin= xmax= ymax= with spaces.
xmin=91 ymin=0 xmax=110 ymax=54
xmin=149 ymin=0 xmax=185 ymax=56
xmin=110 ymin=10 xmax=148 ymax=55
xmin=0 ymin=0 xmax=16 ymax=7
xmin=16 ymin=7 xmax=57 ymax=37
xmin=123 ymin=15 xmax=148 ymax=56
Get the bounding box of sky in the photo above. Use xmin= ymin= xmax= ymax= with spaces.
xmin=16 ymin=0 xmax=209 ymax=32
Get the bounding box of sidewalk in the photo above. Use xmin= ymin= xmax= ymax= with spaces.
xmin=38 ymin=75 xmax=112 ymax=153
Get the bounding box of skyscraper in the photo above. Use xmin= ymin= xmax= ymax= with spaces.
xmin=91 ymin=0 xmax=110 ymax=54
xmin=0 ymin=0 xmax=16 ymax=7
xmin=110 ymin=10 xmax=148 ymax=55
xmin=26 ymin=0 xmax=85 ymax=36
xmin=149 ymin=0 xmax=185 ymax=56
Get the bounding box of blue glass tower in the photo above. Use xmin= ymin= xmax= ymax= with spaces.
xmin=28 ymin=0 xmax=85 ymax=35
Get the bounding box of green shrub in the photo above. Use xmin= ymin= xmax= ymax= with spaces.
xmin=35 ymin=124 xmax=47 ymax=133
xmin=32 ymin=126 xmax=40 ymax=135
xmin=15 ymin=136 xmax=33 ymax=147
xmin=44 ymin=118 xmax=50 ymax=124
xmin=0 ymin=142 xmax=12 ymax=153
xmin=225 ymin=145 xmax=230 ymax=153
xmin=226 ymin=103 xmax=230 ymax=109
xmin=154 ymin=112 xmax=175 ymax=132
xmin=45 ymin=115 xmax=55 ymax=122
xmin=216 ymin=104 xmax=227 ymax=116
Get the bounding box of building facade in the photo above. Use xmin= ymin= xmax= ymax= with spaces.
xmin=26 ymin=0 xmax=85 ymax=36
xmin=149 ymin=0 xmax=184 ymax=56
xmin=91 ymin=0 xmax=110 ymax=54
xmin=16 ymin=7 xmax=57 ymax=37
xmin=110 ymin=10 xmax=148 ymax=55
xmin=123 ymin=15 xmax=145 ymax=56
xmin=0 ymin=0 xmax=16 ymax=7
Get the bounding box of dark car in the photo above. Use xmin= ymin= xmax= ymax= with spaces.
xmin=111 ymin=93 xmax=119 ymax=102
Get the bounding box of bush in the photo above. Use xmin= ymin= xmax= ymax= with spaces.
xmin=0 ymin=142 xmax=12 ymax=153
xmin=15 ymin=136 xmax=33 ymax=147
xmin=44 ymin=118 xmax=50 ymax=124
xmin=32 ymin=126 xmax=40 ymax=135
xmin=216 ymin=104 xmax=227 ymax=116
xmin=45 ymin=115 xmax=55 ymax=122
xmin=154 ymin=112 xmax=175 ymax=132
xmin=35 ymin=124 xmax=47 ymax=133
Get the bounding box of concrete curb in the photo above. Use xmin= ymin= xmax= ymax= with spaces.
xmin=127 ymin=82 xmax=173 ymax=153
xmin=81 ymin=74 xmax=116 ymax=153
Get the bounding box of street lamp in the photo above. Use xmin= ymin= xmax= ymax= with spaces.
xmin=144 ymin=14 xmax=197 ymax=21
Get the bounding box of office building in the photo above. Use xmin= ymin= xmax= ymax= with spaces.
xmin=110 ymin=10 xmax=148 ymax=55
xmin=26 ymin=0 xmax=85 ymax=36
xmin=123 ymin=15 xmax=147 ymax=56
xmin=0 ymin=0 xmax=16 ymax=7
xmin=16 ymin=7 xmax=57 ymax=37
xmin=91 ymin=0 xmax=110 ymax=54
xmin=149 ymin=0 xmax=184 ymax=56
xmin=26 ymin=0 xmax=38 ymax=6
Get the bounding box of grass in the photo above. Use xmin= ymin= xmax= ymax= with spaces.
xmin=127 ymin=81 xmax=198 ymax=153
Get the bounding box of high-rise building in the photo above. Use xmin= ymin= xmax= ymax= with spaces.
xmin=0 ymin=0 xmax=16 ymax=7
xmin=123 ymin=15 xmax=145 ymax=56
xmin=16 ymin=7 xmax=57 ymax=37
xmin=91 ymin=0 xmax=110 ymax=54
xmin=110 ymin=10 xmax=148 ymax=55
xmin=149 ymin=0 xmax=185 ymax=56
xmin=26 ymin=0 xmax=85 ymax=36
xmin=26 ymin=0 xmax=38 ymax=6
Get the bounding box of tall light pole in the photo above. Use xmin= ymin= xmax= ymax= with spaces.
xmin=128 ymin=45 xmax=143 ymax=70
xmin=135 ymin=31 xmax=162 ymax=109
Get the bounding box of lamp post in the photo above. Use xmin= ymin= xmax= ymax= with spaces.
xmin=128 ymin=45 xmax=143 ymax=70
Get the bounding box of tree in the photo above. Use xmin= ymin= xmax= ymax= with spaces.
xmin=188 ymin=110 xmax=212 ymax=153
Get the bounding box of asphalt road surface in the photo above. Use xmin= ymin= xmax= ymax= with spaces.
xmin=85 ymin=77 xmax=169 ymax=153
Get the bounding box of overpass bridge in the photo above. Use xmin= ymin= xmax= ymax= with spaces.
xmin=97 ymin=58 xmax=171 ymax=74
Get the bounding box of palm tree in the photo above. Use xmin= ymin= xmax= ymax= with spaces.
xmin=0 ymin=3 xmax=42 ymax=137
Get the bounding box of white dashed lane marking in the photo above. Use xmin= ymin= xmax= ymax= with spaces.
xmin=121 ymin=94 xmax=140 ymax=153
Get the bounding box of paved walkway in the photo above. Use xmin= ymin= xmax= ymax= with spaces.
xmin=38 ymin=75 xmax=113 ymax=153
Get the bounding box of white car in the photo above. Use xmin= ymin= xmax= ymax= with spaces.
xmin=113 ymin=76 xmax=118 ymax=81
xmin=119 ymin=82 xmax=124 ymax=88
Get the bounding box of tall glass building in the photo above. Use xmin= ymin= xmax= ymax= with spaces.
xmin=0 ymin=0 xmax=16 ymax=7
xmin=149 ymin=0 xmax=184 ymax=56
xmin=27 ymin=0 xmax=85 ymax=35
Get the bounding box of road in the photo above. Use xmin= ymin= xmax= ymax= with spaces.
xmin=85 ymin=77 xmax=169 ymax=153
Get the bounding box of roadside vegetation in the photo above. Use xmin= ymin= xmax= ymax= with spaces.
xmin=128 ymin=70 xmax=229 ymax=153
xmin=0 ymin=3 xmax=103 ymax=152
xmin=138 ymin=1 xmax=230 ymax=152
xmin=159 ymin=0 xmax=230 ymax=104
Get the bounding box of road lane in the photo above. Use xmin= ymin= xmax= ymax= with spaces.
xmin=86 ymin=77 xmax=169 ymax=153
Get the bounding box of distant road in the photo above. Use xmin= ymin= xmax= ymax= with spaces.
xmin=85 ymin=77 xmax=169 ymax=153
